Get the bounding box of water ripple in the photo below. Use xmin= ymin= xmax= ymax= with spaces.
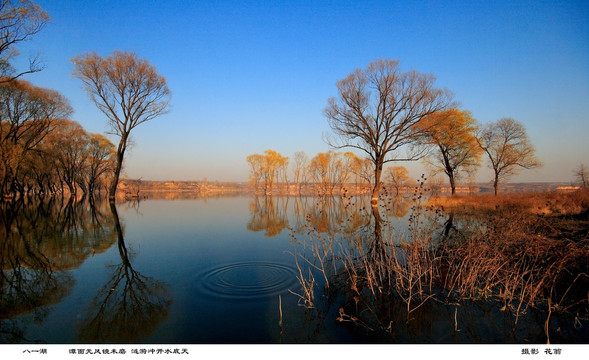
xmin=196 ymin=262 xmax=299 ymax=300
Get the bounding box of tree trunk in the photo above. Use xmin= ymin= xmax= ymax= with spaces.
xmin=442 ymin=214 xmax=453 ymax=242
xmin=493 ymin=173 xmax=499 ymax=196
xmin=67 ymin=181 xmax=76 ymax=198
xmin=109 ymin=136 xmax=128 ymax=202
xmin=109 ymin=153 xmax=123 ymax=202
xmin=442 ymin=150 xmax=456 ymax=195
xmin=448 ymin=171 xmax=456 ymax=195
xmin=371 ymin=159 xmax=383 ymax=207
xmin=87 ymin=179 xmax=95 ymax=197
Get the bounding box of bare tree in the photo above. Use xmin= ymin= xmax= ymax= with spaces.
xmin=292 ymin=151 xmax=308 ymax=195
xmin=246 ymin=153 xmax=265 ymax=194
xmin=72 ymin=51 xmax=171 ymax=202
xmin=324 ymin=59 xmax=453 ymax=206
xmin=477 ymin=118 xmax=541 ymax=195
xmin=386 ymin=165 xmax=409 ymax=195
xmin=0 ymin=0 xmax=50 ymax=81
xmin=573 ymin=163 xmax=588 ymax=188
xmin=344 ymin=152 xmax=374 ymax=192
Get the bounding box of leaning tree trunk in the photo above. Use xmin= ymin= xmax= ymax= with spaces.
xmin=448 ymin=171 xmax=456 ymax=195
xmin=109 ymin=152 xmax=123 ymax=202
xmin=109 ymin=136 xmax=128 ymax=202
xmin=442 ymin=151 xmax=456 ymax=195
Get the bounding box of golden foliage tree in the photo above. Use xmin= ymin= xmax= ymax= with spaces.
xmin=44 ymin=119 xmax=89 ymax=196
xmin=25 ymin=119 xmax=115 ymax=197
xmin=324 ymin=59 xmax=453 ymax=206
xmin=72 ymin=51 xmax=171 ymax=202
xmin=0 ymin=79 xmax=72 ymax=195
xmin=85 ymin=133 xmax=116 ymax=195
xmin=343 ymin=152 xmax=373 ymax=191
xmin=416 ymin=109 xmax=483 ymax=195
xmin=246 ymin=150 xmax=288 ymax=195
xmin=308 ymin=151 xmax=350 ymax=195
xmin=246 ymin=153 xmax=265 ymax=193
xmin=385 ymin=166 xmax=409 ymax=195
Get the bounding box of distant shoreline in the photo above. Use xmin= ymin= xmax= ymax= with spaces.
xmin=118 ymin=179 xmax=581 ymax=197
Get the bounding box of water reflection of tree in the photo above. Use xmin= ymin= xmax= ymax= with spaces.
xmin=306 ymin=197 xmax=348 ymax=234
xmin=247 ymin=196 xmax=290 ymax=237
xmin=76 ymin=203 xmax=171 ymax=343
xmin=0 ymin=226 xmax=74 ymax=337
xmin=381 ymin=195 xmax=411 ymax=219
xmin=247 ymin=195 xmax=377 ymax=238
xmin=0 ymin=198 xmax=116 ymax=342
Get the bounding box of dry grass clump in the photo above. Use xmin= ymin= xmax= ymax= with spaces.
xmin=442 ymin=213 xmax=588 ymax=314
xmin=428 ymin=189 xmax=589 ymax=216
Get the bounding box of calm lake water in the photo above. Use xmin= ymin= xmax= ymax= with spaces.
xmin=1 ymin=195 xmax=586 ymax=344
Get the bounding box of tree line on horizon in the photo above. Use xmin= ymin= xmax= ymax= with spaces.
xmin=247 ymin=110 xmax=545 ymax=197
xmin=246 ymin=149 xmax=416 ymax=196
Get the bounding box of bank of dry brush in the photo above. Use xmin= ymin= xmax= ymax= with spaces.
xmin=290 ymin=189 xmax=589 ymax=340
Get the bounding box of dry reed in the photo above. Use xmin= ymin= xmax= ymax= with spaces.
xmin=289 ymin=187 xmax=589 ymax=339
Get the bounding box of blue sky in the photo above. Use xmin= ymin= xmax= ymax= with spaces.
xmin=14 ymin=0 xmax=589 ymax=183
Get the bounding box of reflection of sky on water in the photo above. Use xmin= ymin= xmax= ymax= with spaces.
xmin=120 ymin=198 xmax=294 ymax=276
xmin=3 ymin=195 xmax=568 ymax=343
xmin=2 ymin=196 xmax=380 ymax=343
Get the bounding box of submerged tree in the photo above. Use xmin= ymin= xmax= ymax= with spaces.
xmin=308 ymin=151 xmax=350 ymax=195
xmin=324 ymin=59 xmax=453 ymax=206
xmin=477 ymin=118 xmax=541 ymax=195
xmin=85 ymin=133 xmax=116 ymax=195
xmin=416 ymin=109 xmax=483 ymax=195
xmin=72 ymin=51 xmax=171 ymax=202
xmin=385 ymin=165 xmax=410 ymax=195
xmin=345 ymin=152 xmax=374 ymax=192
xmin=0 ymin=79 xmax=72 ymax=195
xmin=44 ymin=119 xmax=89 ymax=197
xmin=246 ymin=150 xmax=288 ymax=195
xmin=291 ymin=151 xmax=309 ymax=195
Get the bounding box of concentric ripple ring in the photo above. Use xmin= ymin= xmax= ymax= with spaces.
xmin=198 ymin=262 xmax=299 ymax=300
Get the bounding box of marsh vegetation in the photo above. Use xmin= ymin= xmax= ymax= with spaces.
xmin=287 ymin=186 xmax=589 ymax=343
